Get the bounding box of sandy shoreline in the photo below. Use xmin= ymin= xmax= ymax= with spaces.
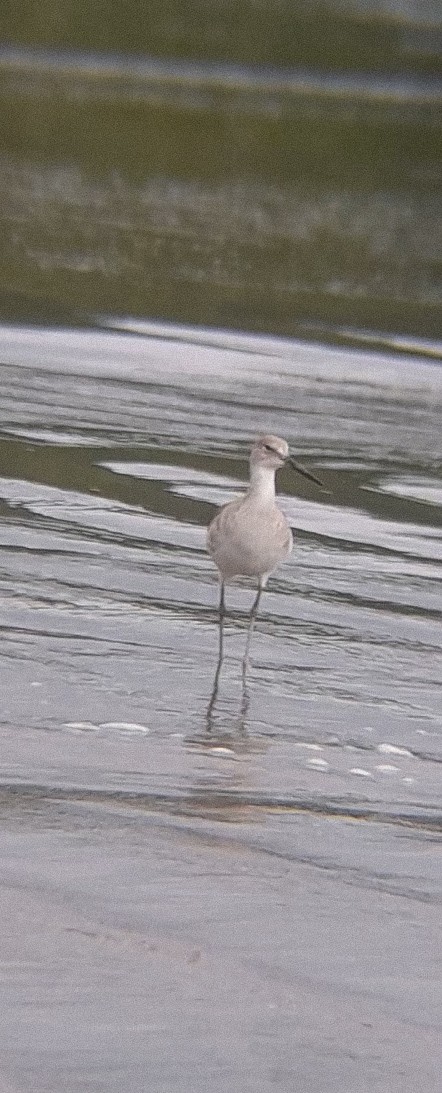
xmin=0 ymin=794 xmax=440 ymax=1092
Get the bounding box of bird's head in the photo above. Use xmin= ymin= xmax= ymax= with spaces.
xmin=250 ymin=435 xmax=289 ymax=471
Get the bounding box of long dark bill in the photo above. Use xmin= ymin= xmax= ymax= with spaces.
xmin=289 ymin=456 xmax=326 ymax=490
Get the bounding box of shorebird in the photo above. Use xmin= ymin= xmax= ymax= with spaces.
xmin=207 ymin=434 xmax=324 ymax=681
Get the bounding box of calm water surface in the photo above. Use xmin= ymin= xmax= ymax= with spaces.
xmin=1 ymin=320 xmax=441 ymax=804
xmin=1 ymin=323 xmax=441 ymax=1092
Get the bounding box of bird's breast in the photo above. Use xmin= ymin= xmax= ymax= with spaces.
xmin=207 ymin=499 xmax=292 ymax=579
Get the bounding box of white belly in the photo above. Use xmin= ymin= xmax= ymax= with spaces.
xmin=207 ymin=498 xmax=293 ymax=580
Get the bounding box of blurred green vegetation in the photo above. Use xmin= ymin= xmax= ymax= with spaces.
xmin=3 ymin=0 xmax=441 ymax=74
xmin=1 ymin=2 xmax=441 ymax=342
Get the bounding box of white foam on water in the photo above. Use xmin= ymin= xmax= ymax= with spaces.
xmin=99 ymin=722 xmax=150 ymax=734
xmin=294 ymin=742 xmax=323 ymax=751
xmin=63 ymin=721 xmax=99 ymax=732
xmin=377 ymin=743 xmax=413 ymax=757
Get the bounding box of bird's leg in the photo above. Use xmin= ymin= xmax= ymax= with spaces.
xmin=242 ymin=580 xmax=263 ymax=683
xmin=217 ymin=579 xmax=226 ymax=664
xmin=206 ymin=580 xmax=226 ymax=729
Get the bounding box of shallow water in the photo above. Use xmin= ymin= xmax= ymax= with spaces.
xmin=1 ymin=320 xmax=441 ymax=803
xmin=1 ymin=321 xmax=442 ymax=1091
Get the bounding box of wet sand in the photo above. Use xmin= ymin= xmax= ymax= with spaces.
xmin=1 ymin=790 xmax=441 ymax=1093
xmin=0 ymin=323 xmax=441 ymax=1090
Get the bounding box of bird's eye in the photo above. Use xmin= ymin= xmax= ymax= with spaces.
xmin=264 ymin=444 xmax=274 ymax=453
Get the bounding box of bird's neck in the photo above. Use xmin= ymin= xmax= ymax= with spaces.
xmin=247 ymin=464 xmax=277 ymax=504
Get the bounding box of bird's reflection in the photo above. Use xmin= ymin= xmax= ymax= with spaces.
xmin=205 ymin=645 xmax=250 ymax=736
